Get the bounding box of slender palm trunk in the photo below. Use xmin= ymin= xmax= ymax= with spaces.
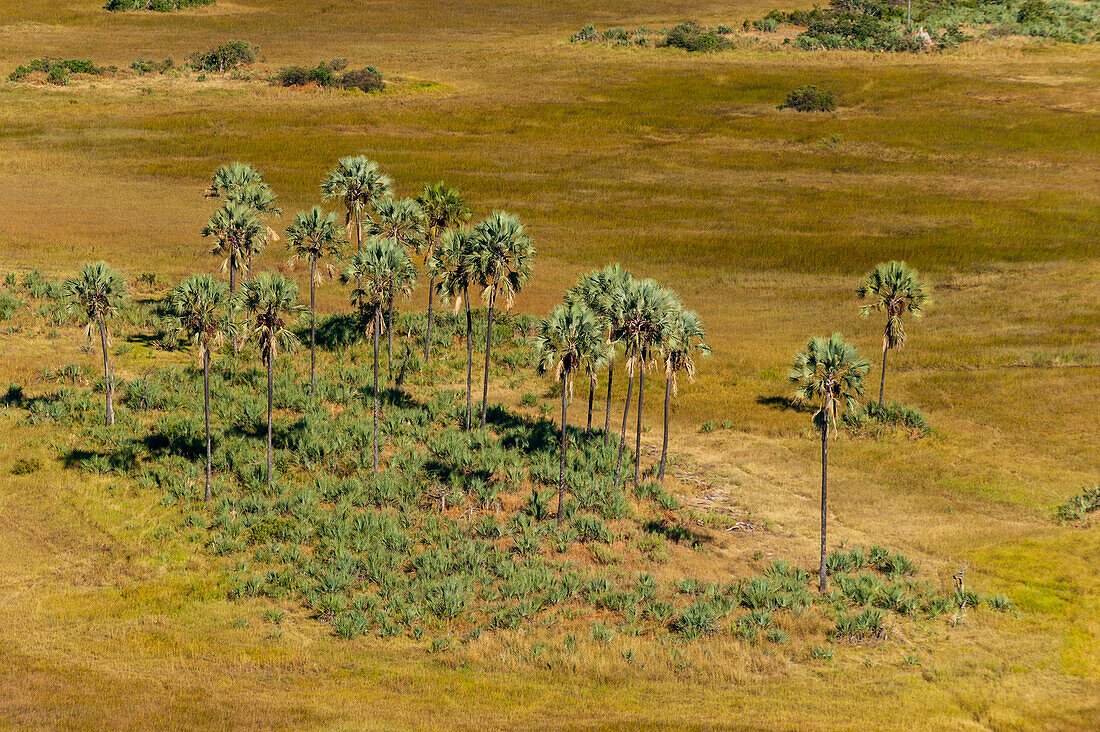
xmin=634 ymin=346 xmax=646 ymax=487
xmin=878 ymin=342 xmax=888 ymax=411
xmin=819 ymin=418 xmax=829 ymax=594
xmin=229 ymin=261 xmax=236 ymax=295
xmin=97 ymin=316 xmax=114 ymax=427
xmin=203 ymin=348 xmax=212 ymax=502
xmin=266 ymin=351 xmax=274 ymax=485
xmin=586 ymin=373 xmax=595 ymax=436
xmin=557 ymin=369 xmax=570 ymax=525
xmin=613 ymin=360 xmax=635 ymax=490
xmin=658 ymin=370 xmax=671 ymax=483
xmin=354 ymin=209 xmax=363 ymax=291
xmin=309 ymin=259 xmax=317 ymax=396
xmin=464 ymin=289 xmax=473 ymax=431
xmin=247 ymin=250 xmax=252 ymax=281
xmin=372 ymin=306 xmax=381 ymax=473
xmin=480 ymin=293 xmax=495 ymax=429
xmin=424 ymin=273 xmax=436 ymax=362
xmin=386 ymin=286 xmax=394 ymax=377
xmin=603 ymin=353 xmax=615 ymax=446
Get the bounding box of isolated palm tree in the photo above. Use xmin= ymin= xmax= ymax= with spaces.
xmin=613 ymin=279 xmax=677 ymax=490
xmin=321 ymin=156 xmax=391 ymax=289
xmin=341 ymin=238 xmax=417 ymax=472
xmin=285 ymin=206 xmax=345 ymax=395
xmin=535 ymin=303 xmax=609 ymax=524
xmin=63 ymin=262 xmax=126 ymax=427
xmin=789 ymin=333 xmax=870 ymax=594
xmin=368 ymin=197 xmax=425 ymax=373
xmin=566 ymin=264 xmax=632 ymax=441
xmin=468 ymin=211 xmax=535 ymax=428
xmin=658 ymin=309 xmax=709 ymax=483
xmin=416 ymin=182 xmax=471 ymax=362
xmin=202 ymin=203 xmax=263 ymax=294
xmin=856 ymin=261 xmax=931 ymax=410
xmin=240 ymin=273 xmax=301 ymax=485
xmin=427 ymin=226 xmax=477 ymax=429
xmin=205 ymin=161 xmax=264 ymax=199
xmin=168 ymin=274 xmax=230 ymax=501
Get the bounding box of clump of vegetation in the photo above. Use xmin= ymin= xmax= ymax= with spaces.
xmin=189 ymin=41 xmax=257 ymax=73
xmin=131 ymin=58 xmax=174 ymax=75
xmin=843 ymin=401 xmax=931 ymax=437
xmin=0 ymin=291 xmax=25 ymax=320
xmin=1055 ymin=486 xmax=1100 ymax=523
xmin=106 ymin=0 xmax=215 ymax=10
xmin=663 ymin=21 xmax=731 ymax=52
xmin=276 ymin=61 xmax=384 ymax=92
xmin=8 ymin=58 xmax=106 ymax=84
xmin=778 ymin=85 xmax=837 ymax=113
xmin=10 ymin=458 xmax=42 ymax=475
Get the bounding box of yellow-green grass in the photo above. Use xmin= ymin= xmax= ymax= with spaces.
xmin=1 ymin=0 xmax=1098 ymax=728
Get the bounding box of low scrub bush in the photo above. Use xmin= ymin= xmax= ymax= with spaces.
xmin=277 ymin=63 xmax=384 ymax=92
xmin=663 ymin=21 xmax=730 ymax=52
xmin=8 ymin=58 xmax=105 ymax=84
xmin=106 ymin=0 xmax=215 ymax=10
xmin=1055 ymin=486 xmax=1100 ymax=523
xmin=778 ymin=85 xmax=837 ymax=112
xmin=189 ymin=41 xmax=256 ymax=73
xmin=131 ymin=58 xmax=174 ymax=75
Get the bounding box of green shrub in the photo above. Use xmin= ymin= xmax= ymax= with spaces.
xmin=0 ymin=292 xmax=25 ymax=320
xmin=778 ymin=85 xmax=837 ymax=112
xmin=190 ymin=41 xmax=256 ymax=72
xmin=106 ymin=0 xmax=215 ymax=10
xmin=8 ymin=58 xmax=105 ymax=84
xmin=10 ymin=458 xmax=42 ymax=475
xmin=131 ymin=58 xmax=174 ymax=75
xmin=663 ymin=21 xmax=730 ymax=52
xmin=1055 ymin=486 xmax=1100 ymax=523
xmin=572 ymin=514 xmax=610 ymax=543
xmin=672 ymin=600 xmax=719 ymax=638
xmin=1017 ymin=0 xmax=1056 ymax=24
xmin=340 ymin=67 xmax=384 ymax=93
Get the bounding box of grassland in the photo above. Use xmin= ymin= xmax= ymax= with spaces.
xmin=0 ymin=0 xmax=1098 ymax=729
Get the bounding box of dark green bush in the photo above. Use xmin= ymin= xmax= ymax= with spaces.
xmin=663 ymin=21 xmax=730 ymax=51
xmin=10 ymin=458 xmax=42 ymax=475
xmin=8 ymin=58 xmax=105 ymax=84
xmin=1055 ymin=486 xmax=1100 ymax=523
xmin=778 ymin=85 xmax=837 ymax=112
xmin=105 ymin=0 xmax=215 ymax=11
xmin=189 ymin=40 xmax=256 ymax=72
xmin=340 ymin=67 xmax=384 ymax=92
xmin=671 ymin=600 xmax=719 ymax=638
xmin=131 ymin=58 xmax=174 ymax=75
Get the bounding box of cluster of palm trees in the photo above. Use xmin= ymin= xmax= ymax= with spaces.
xmin=534 ymin=266 xmax=710 ymax=523
xmin=789 ymin=260 xmax=929 ymax=593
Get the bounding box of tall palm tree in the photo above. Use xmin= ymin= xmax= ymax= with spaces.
xmin=416 ymin=182 xmax=471 ymax=362
xmin=613 ymin=279 xmax=677 ymax=490
xmin=427 ymin=226 xmax=477 ymax=429
xmin=206 ymin=163 xmax=281 ymax=281
xmin=565 ymin=264 xmax=632 ymax=441
xmin=657 ymin=310 xmax=709 ymax=483
xmin=205 ymin=161 xmax=264 ymax=200
xmin=321 ymin=156 xmax=392 ymax=290
xmin=168 ymin=274 xmax=230 ymax=501
xmin=535 ymin=303 xmax=609 ymax=525
xmin=340 ymin=238 xmax=417 ymax=472
xmin=856 ymin=261 xmax=931 ymax=411
xmin=202 ymin=202 xmax=263 ymax=294
xmin=63 ymin=262 xmax=126 ymax=427
xmin=468 ymin=211 xmax=535 ymax=428
xmin=368 ymin=197 xmax=424 ymax=373
xmin=789 ymin=333 xmax=870 ymax=594
xmin=285 ymin=206 xmax=345 ymax=395
xmin=240 ymin=273 xmax=302 ymax=485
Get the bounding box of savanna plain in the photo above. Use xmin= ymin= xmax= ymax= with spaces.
xmin=0 ymin=0 xmax=1097 ymax=730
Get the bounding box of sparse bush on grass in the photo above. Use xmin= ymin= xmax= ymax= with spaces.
xmin=131 ymin=58 xmax=174 ymax=75
xmin=663 ymin=21 xmax=730 ymax=52
xmin=778 ymin=85 xmax=837 ymax=113
xmin=844 ymin=401 xmax=930 ymax=437
xmin=0 ymin=292 xmax=25 ymax=320
xmin=276 ymin=63 xmax=383 ymax=91
xmin=10 ymin=458 xmax=42 ymax=475
xmin=672 ymin=600 xmax=720 ymax=638
xmin=8 ymin=58 xmax=105 ymax=84
xmin=338 ymin=67 xmax=385 ymax=92
xmin=1055 ymin=486 xmax=1100 ymax=523
xmin=106 ymin=0 xmax=215 ymax=10
xmin=189 ymin=41 xmax=256 ymax=73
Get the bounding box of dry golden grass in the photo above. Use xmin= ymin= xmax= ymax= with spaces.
xmin=0 ymin=0 xmax=1098 ymax=728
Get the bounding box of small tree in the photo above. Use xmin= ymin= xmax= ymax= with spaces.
xmin=658 ymin=309 xmax=710 ymax=482
xmin=416 ymin=182 xmax=471 ymax=362
xmin=789 ymin=333 xmax=869 ymax=593
xmin=63 ymin=262 xmax=127 ymax=426
xmin=534 ymin=303 xmax=609 ymax=524
xmin=168 ymin=274 xmax=230 ymax=501
xmin=427 ymin=226 xmax=477 ymax=429
xmin=240 ymin=273 xmax=301 ymax=485
xmin=285 ymin=206 xmax=345 ymax=395
xmin=368 ymin=197 xmax=424 ymax=374
xmin=468 ymin=211 xmax=535 ymax=428
xmin=202 ymin=202 xmax=263 ymax=293
xmin=856 ymin=261 xmax=930 ymax=411
xmin=321 ymin=156 xmax=391 ymax=291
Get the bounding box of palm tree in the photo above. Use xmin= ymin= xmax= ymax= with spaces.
xmin=368 ymin=197 xmax=424 ymax=373
xmin=535 ymin=303 xmax=609 ymax=525
xmin=427 ymin=226 xmax=477 ymax=429
xmin=789 ymin=333 xmax=870 ymax=594
xmin=240 ymin=273 xmax=302 ymax=485
xmin=416 ymin=182 xmax=471 ymax=362
xmin=62 ymin=262 xmax=126 ymax=427
xmin=658 ymin=309 xmax=709 ymax=483
xmin=565 ymin=264 xmax=632 ymax=441
xmin=202 ymin=202 xmax=263 ymax=294
xmin=340 ymin=238 xmax=417 ymax=472
xmin=205 ymin=161 xmax=263 ymax=199
xmin=468 ymin=211 xmax=535 ymax=428
xmin=206 ymin=163 xmax=281 ymax=281
xmin=168 ymin=274 xmax=230 ymax=501
xmin=856 ymin=261 xmax=931 ymax=411
xmin=321 ymin=156 xmax=392 ymax=289
xmin=285 ymin=206 xmax=345 ymax=395
xmin=613 ymin=279 xmax=677 ymax=490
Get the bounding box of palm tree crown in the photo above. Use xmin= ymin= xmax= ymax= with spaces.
xmin=285 ymin=207 xmax=344 ymax=269
xmin=206 ymin=161 xmax=264 ymax=199
xmin=320 ymin=156 xmax=392 ymax=243
xmin=240 ymin=273 xmax=302 ymax=365
xmin=63 ymin=261 xmax=127 ymax=328
xmin=856 ymin=261 xmax=930 ymax=351
xmin=616 ymin=278 xmax=678 ymax=372
xmin=340 ymin=238 xmax=418 ymax=317
xmin=665 ymin=309 xmax=709 ymax=394
xmin=427 ymin=227 xmax=476 ymax=311
xmin=368 ymin=197 xmax=425 ymax=254
xmin=469 ymin=211 xmax=535 ymax=310
xmin=790 ymin=333 xmax=870 ymax=433
xmin=202 ymin=203 xmax=264 ymax=291
xmin=417 ymin=182 xmax=471 ymax=258
xmin=168 ymin=274 xmax=230 ymax=358
xmin=535 ymin=303 xmax=610 ymax=398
